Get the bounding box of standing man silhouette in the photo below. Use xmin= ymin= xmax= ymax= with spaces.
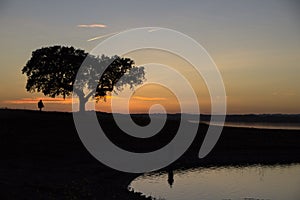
xmin=38 ymin=99 xmax=44 ymax=112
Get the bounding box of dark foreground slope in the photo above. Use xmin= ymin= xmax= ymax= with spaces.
xmin=0 ymin=109 xmax=300 ymax=199
xmin=0 ymin=109 xmax=151 ymax=200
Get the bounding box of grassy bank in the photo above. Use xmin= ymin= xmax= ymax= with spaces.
xmin=0 ymin=109 xmax=300 ymax=199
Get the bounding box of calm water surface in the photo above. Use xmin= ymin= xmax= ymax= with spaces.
xmin=189 ymin=121 xmax=300 ymax=130
xmin=130 ymin=164 xmax=300 ymax=200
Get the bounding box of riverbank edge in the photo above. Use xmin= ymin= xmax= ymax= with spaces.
xmin=1 ymin=109 xmax=300 ymax=199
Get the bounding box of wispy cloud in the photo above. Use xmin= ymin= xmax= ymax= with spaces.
xmin=147 ymin=27 xmax=162 ymax=32
xmin=77 ymin=24 xmax=107 ymax=28
xmin=87 ymin=31 xmax=120 ymax=42
xmin=87 ymin=27 xmax=163 ymax=42
xmin=132 ymin=96 xmax=167 ymax=101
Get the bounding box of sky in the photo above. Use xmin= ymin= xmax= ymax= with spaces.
xmin=0 ymin=0 xmax=299 ymax=114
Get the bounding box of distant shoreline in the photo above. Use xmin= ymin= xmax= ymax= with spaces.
xmin=2 ymin=107 xmax=300 ymax=114
xmin=1 ymin=108 xmax=300 ymax=122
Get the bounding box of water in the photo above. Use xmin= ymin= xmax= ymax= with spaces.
xmin=130 ymin=164 xmax=300 ymax=200
xmin=189 ymin=120 xmax=300 ymax=130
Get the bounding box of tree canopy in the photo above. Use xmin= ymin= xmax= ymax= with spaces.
xmin=22 ymin=45 xmax=145 ymax=111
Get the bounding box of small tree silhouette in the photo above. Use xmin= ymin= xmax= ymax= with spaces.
xmin=22 ymin=45 xmax=145 ymax=111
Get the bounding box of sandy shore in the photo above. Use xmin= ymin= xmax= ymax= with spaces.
xmin=0 ymin=109 xmax=300 ymax=199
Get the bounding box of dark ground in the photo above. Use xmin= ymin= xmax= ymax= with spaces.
xmin=0 ymin=109 xmax=300 ymax=199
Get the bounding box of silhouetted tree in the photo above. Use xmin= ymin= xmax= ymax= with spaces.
xmin=22 ymin=45 xmax=145 ymax=111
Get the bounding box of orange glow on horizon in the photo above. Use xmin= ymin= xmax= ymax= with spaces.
xmin=3 ymin=97 xmax=73 ymax=104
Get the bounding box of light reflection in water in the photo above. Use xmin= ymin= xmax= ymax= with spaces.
xmin=189 ymin=121 xmax=300 ymax=130
xmin=129 ymin=164 xmax=300 ymax=200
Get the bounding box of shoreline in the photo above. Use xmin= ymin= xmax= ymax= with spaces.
xmin=1 ymin=109 xmax=300 ymax=199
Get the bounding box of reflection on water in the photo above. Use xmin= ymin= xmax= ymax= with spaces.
xmin=130 ymin=164 xmax=300 ymax=200
xmin=167 ymin=170 xmax=174 ymax=188
xmin=189 ymin=120 xmax=300 ymax=130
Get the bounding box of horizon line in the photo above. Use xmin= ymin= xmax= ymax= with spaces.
xmin=1 ymin=108 xmax=300 ymax=116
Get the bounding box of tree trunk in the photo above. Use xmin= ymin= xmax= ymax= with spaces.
xmin=78 ymin=95 xmax=87 ymax=112
xmin=75 ymin=89 xmax=92 ymax=112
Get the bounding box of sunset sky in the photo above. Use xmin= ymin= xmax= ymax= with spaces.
xmin=0 ymin=0 xmax=299 ymax=114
